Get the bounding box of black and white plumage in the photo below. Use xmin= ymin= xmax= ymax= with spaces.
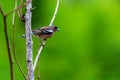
xmin=32 ymin=26 xmax=59 ymax=39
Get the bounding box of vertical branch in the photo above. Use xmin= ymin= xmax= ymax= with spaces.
xmin=25 ymin=0 xmax=34 ymax=80
xmin=0 ymin=6 xmax=14 ymax=80
xmin=12 ymin=0 xmax=16 ymax=26
xmin=37 ymin=57 xmax=40 ymax=80
xmin=0 ymin=0 xmax=25 ymax=79
xmin=12 ymin=0 xmax=27 ymax=79
xmin=4 ymin=16 xmax=14 ymax=80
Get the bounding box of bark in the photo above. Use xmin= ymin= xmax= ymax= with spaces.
xmin=25 ymin=0 xmax=34 ymax=80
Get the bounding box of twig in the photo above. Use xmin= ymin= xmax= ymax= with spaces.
xmin=0 ymin=0 xmax=24 ymax=80
xmin=12 ymin=0 xmax=16 ymax=26
xmin=49 ymin=0 xmax=60 ymax=27
xmin=0 ymin=6 xmax=5 ymax=16
xmin=33 ymin=41 xmax=46 ymax=70
xmin=33 ymin=0 xmax=60 ymax=71
xmin=0 ymin=6 xmax=14 ymax=80
xmin=25 ymin=0 xmax=34 ymax=80
xmin=37 ymin=56 xmax=40 ymax=80
xmin=12 ymin=0 xmax=27 ymax=79
xmin=5 ymin=0 xmax=23 ymax=16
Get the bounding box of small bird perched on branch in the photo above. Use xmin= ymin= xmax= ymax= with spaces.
xmin=22 ymin=26 xmax=59 ymax=40
xmin=32 ymin=26 xmax=59 ymax=40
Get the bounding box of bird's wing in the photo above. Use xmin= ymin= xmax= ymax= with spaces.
xmin=32 ymin=28 xmax=53 ymax=35
xmin=32 ymin=29 xmax=42 ymax=35
xmin=41 ymin=29 xmax=53 ymax=34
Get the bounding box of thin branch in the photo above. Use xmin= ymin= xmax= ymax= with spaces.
xmin=0 ymin=6 xmax=14 ymax=80
xmin=17 ymin=0 xmax=23 ymax=20
xmin=25 ymin=0 xmax=34 ymax=80
xmin=4 ymin=15 xmax=14 ymax=80
xmin=37 ymin=56 xmax=40 ymax=80
xmin=5 ymin=0 xmax=23 ymax=16
xmin=12 ymin=0 xmax=27 ymax=79
xmin=33 ymin=41 xmax=46 ymax=71
xmin=0 ymin=1 xmax=24 ymax=80
xmin=33 ymin=0 xmax=60 ymax=71
xmin=49 ymin=0 xmax=60 ymax=27
xmin=0 ymin=6 xmax=5 ymax=16
xmin=12 ymin=0 xmax=17 ymax=26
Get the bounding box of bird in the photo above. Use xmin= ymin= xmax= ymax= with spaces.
xmin=32 ymin=25 xmax=59 ymax=40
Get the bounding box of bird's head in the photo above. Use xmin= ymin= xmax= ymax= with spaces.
xmin=52 ymin=26 xmax=59 ymax=31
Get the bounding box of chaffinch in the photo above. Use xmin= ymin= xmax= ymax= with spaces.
xmin=32 ymin=26 xmax=59 ymax=40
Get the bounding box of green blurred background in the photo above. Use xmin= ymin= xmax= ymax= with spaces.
xmin=0 ymin=0 xmax=120 ymax=80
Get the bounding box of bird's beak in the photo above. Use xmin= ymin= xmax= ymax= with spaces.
xmin=56 ymin=28 xmax=60 ymax=31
